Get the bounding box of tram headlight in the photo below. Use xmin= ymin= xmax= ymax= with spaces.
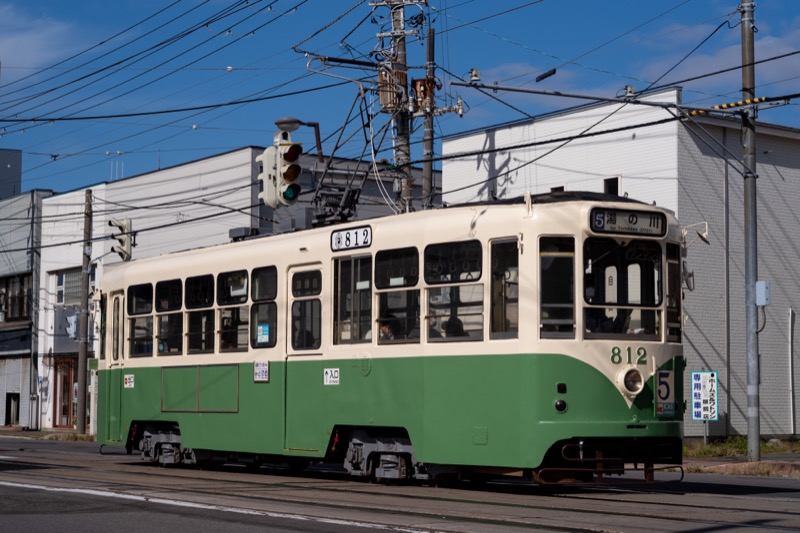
xmin=620 ymin=368 xmax=645 ymax=395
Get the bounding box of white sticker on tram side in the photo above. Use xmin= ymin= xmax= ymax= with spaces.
xmin=254 ymin=361 xmax=270 ymax=383
xmin=123 ymin=374 xmax=134 ymax=388
xmin=324 ymin=368 xmax=340 ymax=385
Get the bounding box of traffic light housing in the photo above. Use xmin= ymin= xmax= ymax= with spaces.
xmin=108 ymin=218 xmax=132 ymax=262
xmin=276 ymin=139 xmax=303 ymax=206
xmin=256 ymin=147 xmax=278 ymax=208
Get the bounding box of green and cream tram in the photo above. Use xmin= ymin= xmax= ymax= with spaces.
xmin=98 ymin=192 xmax=686 ymax=483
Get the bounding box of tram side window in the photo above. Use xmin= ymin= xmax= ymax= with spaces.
xmin=251 ymin=266 xmax=277 ymax=349
xmin=127 ymin=283 xmax=153 ymax=357
xmin=291 ymin=270 xmax=321 ymax=350
xmin=155 ymin=279 xmax=183 ymax=355
xmin=490 ymin=239 xmax=519 ymax=339
xmin=334 ymin=256 xmax=372 ymax=344
xmin=424 ymin=240 xmax=483 ymax=341
xmin=186 ymin=274 xmax=214 ymax=354
xmin=666 ymin=243 xmax=681 ymax=342
xmin=540 ymin=237 xmax=575 ymax=339
xmin=112 ymin=296 xmax=122 ymax=361
xmin=218 ymin=270 xmax=248 ymax=352
xmin=374 ymin=247 xmax=419 ymax=343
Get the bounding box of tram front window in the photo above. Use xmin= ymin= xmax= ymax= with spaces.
xmin=583 ymin=238 xmax=662 ymax=339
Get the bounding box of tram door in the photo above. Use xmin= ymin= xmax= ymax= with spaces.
xmin=104 ymin=293 xmax=124 ymax=441
xmin=284 ymin=265 xmax=323 ymax=452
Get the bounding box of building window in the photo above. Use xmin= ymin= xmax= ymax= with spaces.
xmin=0 ymin=274 xmax=32 ymax=322
xmin=55 ymin=268 xmax=95 ymax=306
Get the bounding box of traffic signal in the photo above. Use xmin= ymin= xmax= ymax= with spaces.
xmin=256 ymin=146 xmax=278 ymax=208
xmin=108 ymin=218 xmax=132 ymax=262
xmin=276 ymin=139 xmax=303 ymax=206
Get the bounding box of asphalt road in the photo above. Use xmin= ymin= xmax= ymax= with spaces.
xmin=1 ymin=436 xmax=799 ymax=532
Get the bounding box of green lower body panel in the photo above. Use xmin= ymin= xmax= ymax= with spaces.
xmin=97 ymin=352 xmax=683 ymax=469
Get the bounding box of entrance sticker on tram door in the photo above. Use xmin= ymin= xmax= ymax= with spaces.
xmin=655 ymin=370 xmax=675 ymax=417
xmin=123 ymin=374 xmax=135 ymax=388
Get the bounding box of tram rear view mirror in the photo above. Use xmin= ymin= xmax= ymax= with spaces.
xmin=682 ymin=261 xmax=695 ymax=292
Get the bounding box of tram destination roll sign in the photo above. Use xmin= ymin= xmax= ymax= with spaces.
xmin=691 ymin=371 xmax=718 ymax=421
xmin=590 ymin=208 xmax=667 ymax=237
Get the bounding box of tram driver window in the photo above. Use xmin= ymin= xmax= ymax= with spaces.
xmin=583 ymin=238 xmax=662 ymax=339
xmin=539 ymin=237 xmax=575 ymax=339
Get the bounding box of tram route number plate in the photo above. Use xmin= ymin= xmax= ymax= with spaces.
xmin=655 ymin=370 xmax=675 ymax=417
xmin=331 ymin=226 xmax=372 ymax=251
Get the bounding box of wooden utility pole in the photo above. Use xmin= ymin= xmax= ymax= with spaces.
xmin=77 ymin=189 xmax=92 ymax=434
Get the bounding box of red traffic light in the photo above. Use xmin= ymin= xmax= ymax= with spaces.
xmin=281 ymin=144 xmax=303 ymax=163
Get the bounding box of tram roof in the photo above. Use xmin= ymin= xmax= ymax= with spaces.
xmin=103 ymin=190 xmax=669 ymax=277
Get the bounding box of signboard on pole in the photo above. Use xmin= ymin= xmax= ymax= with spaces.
xmin=691 ymin=371 xmax=718 ymax=421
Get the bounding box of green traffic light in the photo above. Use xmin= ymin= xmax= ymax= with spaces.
xmin=282 ymin=183 xmax=301 ymax=201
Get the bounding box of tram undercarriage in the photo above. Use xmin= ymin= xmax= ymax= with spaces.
xmin=125 ymin=422 xmax=682 ymax=484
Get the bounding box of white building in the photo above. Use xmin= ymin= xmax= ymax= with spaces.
xmin=443 ymin=87 xmax=800 ymax=438
xmin=0 ymin=190 xmax=50 ymax=428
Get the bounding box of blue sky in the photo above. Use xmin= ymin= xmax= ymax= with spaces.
xmin=1 ymin=0 xmax=798 ymax=193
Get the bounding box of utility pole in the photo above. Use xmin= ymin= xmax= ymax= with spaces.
xmin=77 ymin=189 xmax=92 ymax=435
xmin=740 ymin=2 xmax=760 ymax=462
xmin=422 ymin=27 xmax=435 ymax=209
xmin=391 ymin=3 xmax=413 ymax=212
xmin=373 ymin=1 xmax=423 ymax=212
xmin=373 ymin=1 xmax=462 ymax=210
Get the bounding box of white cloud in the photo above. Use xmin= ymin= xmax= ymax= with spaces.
xmin=0 ymin=4 xmax=85 ymax=83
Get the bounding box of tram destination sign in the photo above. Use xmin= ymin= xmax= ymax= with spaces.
xmin=590 ymin=208 xmax=667 ymax=237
